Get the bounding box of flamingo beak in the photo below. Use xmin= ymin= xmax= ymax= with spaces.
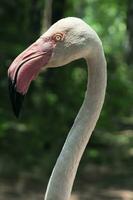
xmin=8 ymin=78 xmax=24 ymax=118
xmin=8 ymin=38 xmax=54 ymax=117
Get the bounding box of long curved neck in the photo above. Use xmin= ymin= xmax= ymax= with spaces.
xmin=44 ymin=45 xmax=107 ymax=200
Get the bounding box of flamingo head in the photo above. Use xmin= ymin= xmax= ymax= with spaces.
xmin=8 ymin=17 xmax=96 ymax=117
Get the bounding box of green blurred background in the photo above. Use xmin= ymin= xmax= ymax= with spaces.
xmin=0 ymin=0 xmax=133 ymax=199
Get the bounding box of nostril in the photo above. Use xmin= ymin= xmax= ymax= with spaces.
xmin=22 ymin=47 xmax=38 ymax=60
xmin=22 ymin=51 xmax=36 ymax=60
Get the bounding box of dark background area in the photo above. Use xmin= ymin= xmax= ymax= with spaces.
xmin=0 ymin=0 xmax=133 ymax=199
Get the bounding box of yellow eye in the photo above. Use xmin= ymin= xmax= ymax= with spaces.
xmin=53 ymin=32 xmax=65 ymax=42
xmin=55 ymin=35 xmax=61 ymax=41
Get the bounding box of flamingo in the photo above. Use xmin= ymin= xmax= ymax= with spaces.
xmin=8 ymin=17 xmax=107 ymax=200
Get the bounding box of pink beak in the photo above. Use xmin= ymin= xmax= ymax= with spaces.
xmin=8 ymin=37 xmax=54 ymax=117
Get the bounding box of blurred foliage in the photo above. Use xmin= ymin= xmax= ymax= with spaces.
xmin=0 ymin=0 xmax=132 ymax=177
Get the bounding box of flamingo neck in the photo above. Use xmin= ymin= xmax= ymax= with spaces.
xmin=44 ymin=45 xmax=107 ymax=200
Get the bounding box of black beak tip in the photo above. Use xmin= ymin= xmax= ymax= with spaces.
xmin=8 ymin=77 xmax=25 ymax=118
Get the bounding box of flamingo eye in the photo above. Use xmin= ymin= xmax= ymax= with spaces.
xmin=52 ymin=32 xmax=65 ymax=42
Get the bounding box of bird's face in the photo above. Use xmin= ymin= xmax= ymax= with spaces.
xmin=8 ymin=17 xmax=93 ymax=117
xmin=44 ymin=18 xmax=91 ymax=68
